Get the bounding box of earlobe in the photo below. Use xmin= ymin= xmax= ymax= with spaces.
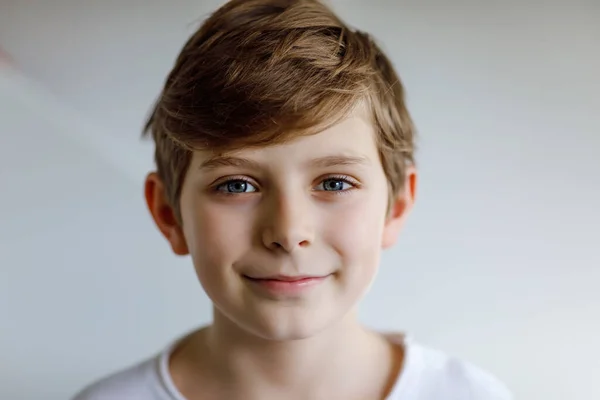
xmin=381 ymin=200 xmax=406 ymax=249
xmin=382 ymin=167 xmax=417 ymax=249
xmin=144 ymin=173 xmax=189 ymax=256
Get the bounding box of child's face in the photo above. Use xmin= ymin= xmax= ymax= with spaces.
xmin=149 ymin=114 xmax=414 ymax=340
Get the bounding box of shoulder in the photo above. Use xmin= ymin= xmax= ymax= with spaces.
xmin=395 ymin=338 xmax=513 ymax=400
xmin=71 ymin=354 xmax=167 ymax=400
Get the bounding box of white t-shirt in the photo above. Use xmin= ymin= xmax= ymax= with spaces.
xmin=73 ymin=336 xmax=513 ymax=400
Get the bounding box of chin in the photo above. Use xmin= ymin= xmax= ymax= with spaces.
xmin=237 ymin=307 xmax=337 ymax=342
xmin=249 ymin=324 xmax=325 ymax=342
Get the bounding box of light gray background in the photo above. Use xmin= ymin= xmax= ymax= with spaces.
xmin=1 ymin=1 xmax=598 ymax=399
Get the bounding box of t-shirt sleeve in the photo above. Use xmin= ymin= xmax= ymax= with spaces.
xmin=70 ymin=357 xmax=169 ymax=400
xmin=443 ymin=357 xmax=514 ymax=400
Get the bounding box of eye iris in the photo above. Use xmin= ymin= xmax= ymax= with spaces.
xmin=324 ymin=180 xmax=343 ymax=191
xmin=228 ymin=181 xmax=247 ymax=193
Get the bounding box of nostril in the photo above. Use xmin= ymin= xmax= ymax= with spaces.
xmin=270 ymin=240 xmax=309 ymax=251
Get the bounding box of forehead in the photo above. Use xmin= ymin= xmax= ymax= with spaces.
xmin=191 ymin=115 xmax=380 ymax=168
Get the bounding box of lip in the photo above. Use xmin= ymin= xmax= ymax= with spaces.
xmin=242 ymin=274 xmax=330 ymax=296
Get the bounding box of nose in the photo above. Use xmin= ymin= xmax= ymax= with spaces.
xmin=261 ymin=192 xmax=314 ymax=253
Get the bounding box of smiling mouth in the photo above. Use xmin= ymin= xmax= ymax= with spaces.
xmin=243 ymin=274 xmax=328 ymax=282
xmin=242 ymin=274 xmax=331 ymax=295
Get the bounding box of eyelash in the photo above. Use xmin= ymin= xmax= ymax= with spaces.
xmin=213 ymin=176 xmax=257 ymax=196
xmin=316 ymin=175 xmax=360 ymax=195
xmin=212 ymin=175 xmax=360 ymax=195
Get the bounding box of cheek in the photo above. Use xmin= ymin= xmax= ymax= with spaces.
xmin=321 ymin=192 xmax=387 ymax=271
xmin=180 ymin=201 xmax=256 ymax=308
xmin=181 ymin=200 xmax=254 ymax=270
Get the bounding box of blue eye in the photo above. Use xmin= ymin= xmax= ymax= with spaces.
xmin=317 ymin=178 xmax=354 ymax=192
xmin=216 ymin=180 xmax=257 ymax=193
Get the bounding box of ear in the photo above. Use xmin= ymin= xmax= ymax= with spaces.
xmin=382 ymin=166 xmax=417 ymax=249
xmin=144 ymin=172 xmax=189 ymax=256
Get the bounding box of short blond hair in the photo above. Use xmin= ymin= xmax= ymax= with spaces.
xmin=144 ymin=0 xmax=416 ymax=216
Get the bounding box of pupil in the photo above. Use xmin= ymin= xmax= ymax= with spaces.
xmin=325 ymin=180 xmax=343 ymax=191
xmin=228 ymin=181 xmax=246 ymax=192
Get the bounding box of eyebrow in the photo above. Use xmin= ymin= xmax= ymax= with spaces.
xmin=198 ymin=154 xmax=370 ymax=171
xmin=199 ymin=156 xmax=261 ymax=171
xmin=308 ymin=155 xmax=371 ymax=168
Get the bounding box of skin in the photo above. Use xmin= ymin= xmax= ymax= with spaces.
xmin=145 ymin=113 xmax=417 ymax=399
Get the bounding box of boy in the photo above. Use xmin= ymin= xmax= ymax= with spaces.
xmin=75 ymin=0 xmax=512 ymax=399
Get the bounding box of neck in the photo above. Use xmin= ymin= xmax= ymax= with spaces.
xmin=189 ymin=307 xmax=396 ymax=399
xmin=209 ymin=308 xmax=365 ymax=382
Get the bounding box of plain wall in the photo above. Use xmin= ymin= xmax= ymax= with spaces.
xmin=1 ymin=1 xmax=599 ymax=399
